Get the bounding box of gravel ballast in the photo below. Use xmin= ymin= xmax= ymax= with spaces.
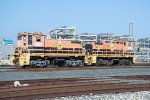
xmin=52 ymin=91 xmax=150 ymax=100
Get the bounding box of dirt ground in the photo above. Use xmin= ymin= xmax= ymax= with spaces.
xmin=0 ymin=75 xmax=150 ymax=100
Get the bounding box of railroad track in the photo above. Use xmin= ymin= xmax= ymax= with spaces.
xmin=0 ymin=77 xmax=150 ymax=100
xmin=0 ymin=65 xmax=150 ymax=73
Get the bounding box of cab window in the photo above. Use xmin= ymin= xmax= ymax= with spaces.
xmin=28 ymin=35 xmax=32 ymax=45
xmin=18 ymin=36 xmax=22 ymax=40
xmin=124 ymin=42 xmax=126 ymax=46
xmin=36 ymin=37 xmax=41 ymax=42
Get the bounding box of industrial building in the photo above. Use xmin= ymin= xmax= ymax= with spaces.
xmin=134 ymin=38 xmax=150 ymax=63
xmin=0 ymin=36 xmax=15 ymax=65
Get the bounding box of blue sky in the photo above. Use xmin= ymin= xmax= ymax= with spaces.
xmin=0 ymin=0 xmax=150 ymax=42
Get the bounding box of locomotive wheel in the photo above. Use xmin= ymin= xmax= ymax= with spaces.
xmin=118 ymin=59 xmax=126 ymax=65
xmin=97 ymin=59 xmax=104 ymax=66
xmin=125 ymin=59 xmax=132 ymax=65
xmin=107 ymin=60 xmax=114 ymax=66
xmin=118 ymin=60 xmax=124 ymax=65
